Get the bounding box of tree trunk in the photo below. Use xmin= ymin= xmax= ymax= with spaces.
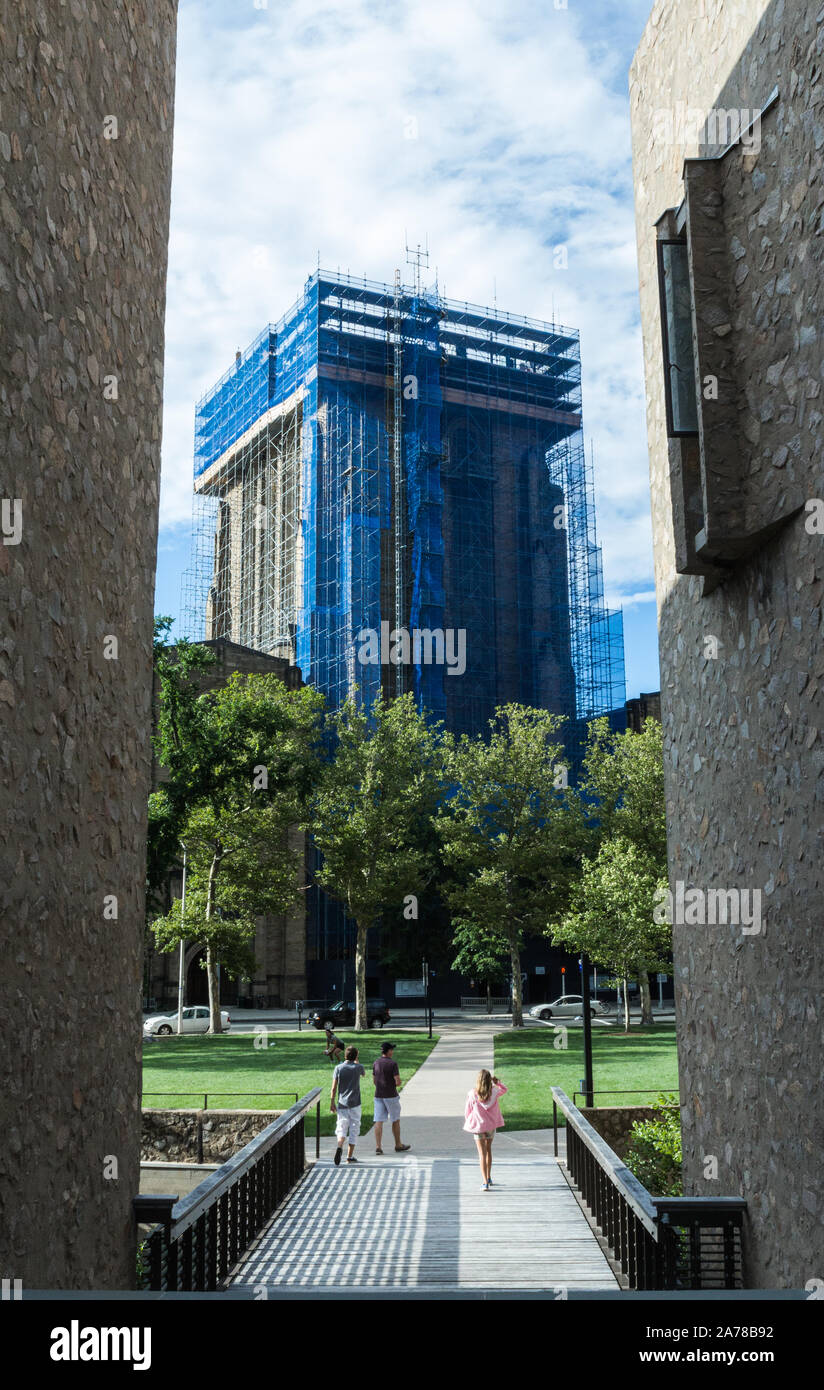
xmin=206 ymin=942 xmax=222 ymax=1035
xmin=354 ymin=921 xmax=368 ymax=1031
xmin=638 ymin=969 xmax=653 ymax=1025
xmin=622 ymin=976 xmax=631 ymax=1031
xmin=206 ymin=850 xmax=223 ymax=1034
xmin=510 ymin=940 xmax=523 ymax=1028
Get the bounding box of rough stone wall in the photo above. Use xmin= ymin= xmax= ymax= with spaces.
xmin=0 ymin=1 xmax=177 ymax=1289
xmin=581 ymin=1106 xmax=673 ymax=1162
xmin=631 ymin=0 xmax=824 ymax=1286
xmin=141 ymin=1110 xmax=284 ymax=1164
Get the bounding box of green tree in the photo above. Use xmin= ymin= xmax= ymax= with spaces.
xmin=150 ymin=634 xmax=324 ymax=1030
xmin=568 ymin=716 xmax=669 ymax=1023
xmin=581 ymin=715 xmax=666 ymax=862
xmin=624 ymin=1094 xmax=682 ymax=1196
xmin=550 ymin=836 xmax=670 ymax=1030
xmin=451 ymin=919 xmax=509 ymax=1014
xmin=150 ymin=801 xmax=304 ymax=1007
xmin=310 ymin=693 xmax=446 ymax=1031
xmin=437 ymin=705 xmax=584 ymax=1028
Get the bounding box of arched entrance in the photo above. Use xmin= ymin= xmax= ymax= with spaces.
xmin=185 ymin=946 xmax=238 ymax=1006
xmin=185 ymin=946 xmax=208 ymax=1005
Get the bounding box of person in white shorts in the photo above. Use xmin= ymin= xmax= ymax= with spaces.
xmin=372 ymin=1040 xmax=410 ymax=1155
xmin=330 ymin=1045 xmax=365 ymax=1166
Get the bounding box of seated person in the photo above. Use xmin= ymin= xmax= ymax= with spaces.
xmin=323 ymin=1025 xmax=344 ymax=1063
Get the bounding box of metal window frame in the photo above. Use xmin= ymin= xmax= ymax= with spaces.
xmin=656 ymin=237 xmax=699 ymax=440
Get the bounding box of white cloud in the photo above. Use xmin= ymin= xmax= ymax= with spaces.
xmin=160 ymin=0 xmax=654 ymax=600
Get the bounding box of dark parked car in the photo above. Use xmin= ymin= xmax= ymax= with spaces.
xmin=309 ymin=998 xmax=391 ymax=1030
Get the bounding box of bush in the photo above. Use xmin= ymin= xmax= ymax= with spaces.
xmin=624 ymin=1093 xmax=682 ymax=1196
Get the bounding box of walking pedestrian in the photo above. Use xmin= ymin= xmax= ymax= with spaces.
xmin=372 ymin=1040 xmax=410 ymax=1155
xmin=464 ymin=1069 xmax=507 ymax=1191
xmin=330 ymin=1045 xmax=365 ymax=1165
xmin=323 ymin=1024 xmax=344 ymax=1064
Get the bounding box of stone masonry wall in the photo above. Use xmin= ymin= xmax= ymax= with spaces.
xmin=0 ymin=1 xmax=177 ymax=1289
xmin=141 ymin=1110 xmax=284 ymax=1164
xmin=631 ymin=0 xmax=824 ymax=1286
xmin=581 ymin=1106 xmax=672 ymax=1162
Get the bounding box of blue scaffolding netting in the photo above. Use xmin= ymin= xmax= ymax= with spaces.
xmin=182 ymin=268 xmax=625 ymax=741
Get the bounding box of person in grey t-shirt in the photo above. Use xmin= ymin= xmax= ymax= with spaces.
xmin=331 ymin=1046 xmax=366 ymax=1166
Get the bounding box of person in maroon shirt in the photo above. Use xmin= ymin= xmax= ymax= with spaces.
xmin=372 ymin=1040 xmax=411 ymax=1155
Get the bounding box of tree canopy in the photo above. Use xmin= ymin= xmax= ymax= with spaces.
xmin=437 ymin=705 xmax=585 ymax=1027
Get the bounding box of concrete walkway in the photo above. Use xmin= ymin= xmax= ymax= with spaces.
xmin=358 ymin=1023 xmax=563 ymax=1160
xmin=230 ymin=1026 xmax=616 ymax=1292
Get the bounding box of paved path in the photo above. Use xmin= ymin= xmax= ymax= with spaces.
xmin=229 ymin=1028 xmax=617 ymax=1293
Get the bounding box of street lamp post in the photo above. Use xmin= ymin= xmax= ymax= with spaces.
xmin=581 ymin=953 xmax=594 ymax=1108
xmin=176 ymin=843 xmax=187 ymax=1036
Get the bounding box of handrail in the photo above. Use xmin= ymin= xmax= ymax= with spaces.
xmin=552 ymin=1087 xmax=659 ymax=1235
xmin=135 ymin=1087 xmax=323 ymax=1291
xmin=572 ymin=1088 xmax=678 ymax=1107
xmin=142 ymin=1091 xmax=299 ymax=1109
xmin=168 ymin=1090 xmax=321 ymax=1239
xmin=653 ymin=1196 xmax=747 ymax=1219
xmin=552 ymin=1086 xmax=746 ymax=1290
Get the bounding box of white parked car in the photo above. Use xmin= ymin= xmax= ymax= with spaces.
xmin=529 ymin=995 xmax=611 ymax=1021
xmin=143 ymin=1006 xmax=231 ymax=1036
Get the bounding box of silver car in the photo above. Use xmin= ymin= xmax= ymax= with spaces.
xmin=143 ymin=1005 xmax=232 ymax=1035
xmin=529 ymin=994 xmax=610 ymax=1021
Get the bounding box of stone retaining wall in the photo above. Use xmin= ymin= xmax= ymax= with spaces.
xmin=141 ymin=1109 xmax=283 ymax=1164
xmin=581 ymin=1106 xmax=674 ymax=1161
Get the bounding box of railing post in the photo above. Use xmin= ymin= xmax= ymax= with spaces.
xmin=207 ymin=1202 xmax=218 ymax=1291
xmin=723 ymin=1218 xmax=737 ymax=1289
xmin=552 ymin=1099 xmax=558 ymax=1158
xmin=316 ymin=1099 xmax=321 ymax=1160
xmin=218 ymin=1190 xmax=229 ymax=1281
xmin=195 ymin=1213 xmax=206 ymax=1290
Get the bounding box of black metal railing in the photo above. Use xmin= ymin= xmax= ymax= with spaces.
xmin=552 ymin=1087 xmax=746 ymax=1290
xmin=572 ymin=1088 xmax=678 ymax=1108
xmin=142 ymin=1091 xmax=299 ymax=1109
xmin=135 ymin=1088 xmax=322 ymax=1292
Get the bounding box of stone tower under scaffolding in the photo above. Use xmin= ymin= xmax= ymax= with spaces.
xmin=183 ymin=268 xmax=624 ymax=737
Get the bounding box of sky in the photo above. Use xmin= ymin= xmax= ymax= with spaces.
xmin=155 ymin=0 xmax=660 ymax=700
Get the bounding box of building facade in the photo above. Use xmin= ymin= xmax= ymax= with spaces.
xmin=631 ymin=0 xmax=824 ymax=1286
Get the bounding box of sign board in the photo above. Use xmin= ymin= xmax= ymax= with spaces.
xmin=657 ymin=973 xmax=668 ymax=983
xmin=395 ymin=978 xmax=425 ymax=997
xmin=534 ymin=965 xmax=545 ymax=975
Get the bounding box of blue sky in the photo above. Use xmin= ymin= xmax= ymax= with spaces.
xmin=155 ymin=0 xmax=660 ymax=699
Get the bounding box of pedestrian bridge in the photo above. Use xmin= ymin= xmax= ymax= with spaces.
xmin=137 ymin=1027 xmax=746 ymax=1295
xmin=137 ymin=1027 xmax=618 ymax=1296
xmin=225 ymin=1148 xmax=617 ymax=1292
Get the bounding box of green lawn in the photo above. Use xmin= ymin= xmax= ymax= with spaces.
xmin=494 ymin=1025 xmax=679 ymax=1130
xmin=142 ymin=1030 xmax=440 ymax=1137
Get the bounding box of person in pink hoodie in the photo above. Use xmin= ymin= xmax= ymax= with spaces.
xmin=464 ymin=1069 xmax=508 ymax=1190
